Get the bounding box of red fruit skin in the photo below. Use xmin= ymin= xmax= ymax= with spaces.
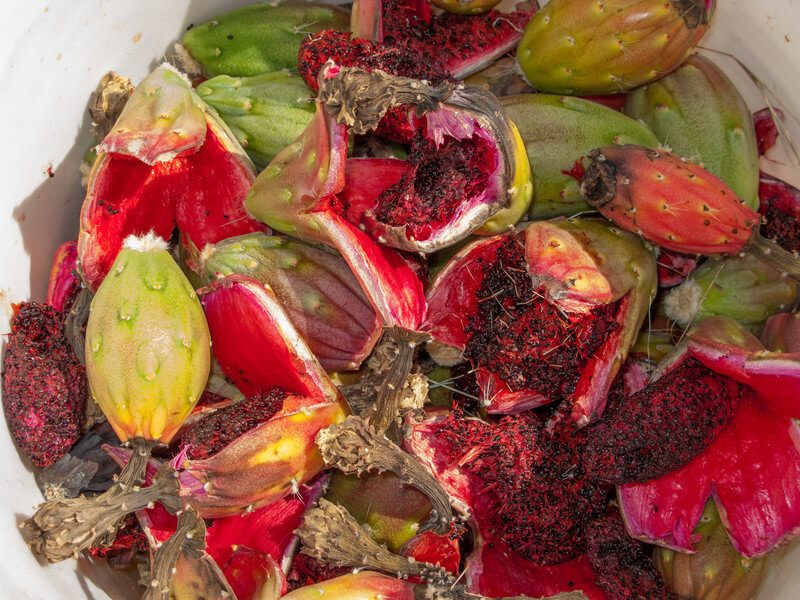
xmin=46 ymin=241 xmax=81 ymax=313
xmin=759 ymin=173 xmax=800 ymax=254
xmin=584 ymin=511 xmax=676 ymax=600
xmin=401 ymin=529 xmax=461 ymax=574
xmin=761 ymin=311 xmax=800 ymax=353
xmin=466 ymin=536 xmax=607 ymax=600
xmin=582 ymin=145 xmax=760 ymax=255
xmin=583 ymin=357 xmax=745 ymax=485
xmin=619 ymin=396 xmax=800 ymax=558
xmin=383 ymin=0 xmax=537 ymax=79
xmin=217 ymin=548 xmax=286 ymax=600
xmin=79 ymin=127 xmax=264 ymax=291
xmin=753 ymin=107 xmax=782 ymax=156
xmin=656 ymin=249 xmax=699 ymax=288
xmin=2 ymin=303 xmax=86 ymax=467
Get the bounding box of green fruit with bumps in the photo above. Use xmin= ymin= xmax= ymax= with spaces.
xmin=662 ymin=253 xmax=797 ymax=331
xmin=516 ymin=0 xmax=714 ymax=95
xmin=196 ymin=72 xmax=315 ymax=168
xmin=85 ymin=233 xmax=211 ymax=443
xmin=625 ymin=55 xmax=759 ymax=209
xmin=501 ymin=94 xmax=660 ymax=218
xmin=181 ymin=2 xmax=350 ymax=77
xmin=655 ymin=502 xmax=768 ymax=600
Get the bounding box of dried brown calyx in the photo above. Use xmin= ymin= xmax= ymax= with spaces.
xmin=22 ymin=439 xmax=179 ymax=562
xmin=316 ymin=415 xmax=452 ymax=533
xmin=318 ymin=64 xmax=454 ymax=134
xmin=143 ymin=508 xmax=228 ymax=600
xmin=341 ymin=330 xmax=428 ymax=419
xmin=89 ymin=71 xmax=134 ymax=140
xmin=298 ymin=500 xmax=585 ymax=600
xmin=357 ymin=327 xmax=429 ymax=434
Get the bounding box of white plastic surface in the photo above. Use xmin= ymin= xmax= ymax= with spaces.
xmin=0 ymin=0 xmax=798 ymax=598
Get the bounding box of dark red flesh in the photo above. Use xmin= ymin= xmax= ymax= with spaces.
xmin=753 ymin=107 xmax=783 ymax=156
xmin=583 ymin=358 xmax=745 ymax=485
xmin=584 ymin=511 xmax=677 ymax=600
xmin=88 ymin=513 xmax=148 ymax=567
xmin=297 ymin=29 xmax=448 ymax=93
xmin=425 ymin=410 xmax=609 ymax=565
xmin=657 ymin=248 xmax=699 ymax=288
xmin=759 ymin=174 xmax=800 ymax=254
xmin=286 ymin=553 xmax=350 ymax=591
xmin=463 ymin=237 xmax=620 ymax=404
xmin=180 ymin=390 xmax=285 ymax=459
xmin=382 ymin=0 xmax=537 ymax=78
xmin=580 ymin=94 xmax=629 ymax=112
xmin=1 ymin=303 xmax=86 ymax=467
xmin=217 ymin=547 xmax=282 ymax=600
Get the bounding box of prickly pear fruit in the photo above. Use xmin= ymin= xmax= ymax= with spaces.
xmin=281 ymin=572 xmax=417 ymax=600
xmin=85 ymin=233 xmax=211 ymax=443
xmin=582 ymin=145 xmax=754 ymax=253
xmin=196 ymin=72 xmax=315 ymax=169
xmin=655 ymin=502 xmax=768 ymax=600
xmin=198 ymin=233 xmax=381 ymax=372
xmin=625 ymin=55 xmax=759 ymax=209
xmin=501 ymin=94 xmax=659 ymax=218
xmin=517 ymin=0 xmax=714 ymax=95
xmin=431 ymin=0 xmax=502 ymax=15
xmin=662 ymin=253 xmax=797 ymax=330
xmin=181 ymin=2 xmax=350 ymax=77
xmin=761 ymin=311 xmax=800 ymax=353
xmin=464 ymin=57 xmax=533 ymax=97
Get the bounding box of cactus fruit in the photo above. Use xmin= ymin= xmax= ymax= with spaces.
xmin=761 ymin=311 xmax=800 ymax=353
xmin=625 ymin=55 xmax=760 ymax=209
xmin=655 ymin=502 xmax=768 ymax=600
xmin=2 ymin=303 xmax=87 ymax=467
xmin=180 ymin=2 xmax=350 ymax=77
xmin=197 ymin=233 xmax=381 ymax=372
xmin=619 ymin=317 xmax=800 ymax=558
xmin=516 ymin=0 xmax=715 ymax=95
xmin=21 ymin=233 xmax=210 ymax=563
xmin=581 ymin=145 xmax=800 ymax=278
xmin=281 ymin=572 xmax=418 ymax=600
xmin=85 ymin=234 xmax=211 ymax=443
xmin=662 ymin=253 xmax=797 ymax=330
xmin=78 ymin=64 xmax=264 ymax=291
xmin=424 ymin=219 xmax=656 ymax=425
xmin=196 ymin=72 xmax=315 ymax=168
xmin=501 ymin=94 xmax=660 ymax=218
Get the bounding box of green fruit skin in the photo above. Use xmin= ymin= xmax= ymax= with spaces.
xmin=655 ymin=502 xmax=768 ymax=600
xmin=668 ymin=253 xmax=797 ymax=330
xmin=196 ymin=72 xmax=315 ymax=168
xmin=182 ymin=3 xmax=350 ymax=77
xmin=516 ymin=0 xmax=711 ymax=95
xmin=625 ymin=55 xmax=760 ymax=209
xmin=325 ymin=471 xmax=432 ymax=553
xmin=85 ymin=244 xmax=211 ymax=443
xmin=501 ymin=94 xmax=660 ymax=218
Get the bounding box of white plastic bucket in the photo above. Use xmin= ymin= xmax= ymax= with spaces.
xmin=1 ymin=0 xmax=798 ymax=597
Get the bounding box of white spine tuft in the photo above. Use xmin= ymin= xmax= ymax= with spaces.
xmin=123 ymin=231 xmax=169 ymax=252
xmin=662 ymin=279 xmax=703 ymax=327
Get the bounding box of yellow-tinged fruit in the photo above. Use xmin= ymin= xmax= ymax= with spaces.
xmin=281 ymin=572 xmax=416 ymax=600
xmin=477 ymin=121 xmax=533 ymax=234
xmin=85 ymin=233 xmax=211 ymax=443
xmin=432 ymin=0 xmax=502 ymax=16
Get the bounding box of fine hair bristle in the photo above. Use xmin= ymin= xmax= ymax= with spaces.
xmin=122 ymin=231 xmax=169 ymax=252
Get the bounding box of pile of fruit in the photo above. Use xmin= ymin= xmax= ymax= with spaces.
xmin=4 ymin=1 xmax=800 ymax=599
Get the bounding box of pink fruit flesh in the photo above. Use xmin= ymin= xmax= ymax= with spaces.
xmin=619 ymin=396 xmax=800 ymax=558
xmin=217 ymin=548 xmax=286 ymax=600
xmin=79 ymin=126 xmax=263 ymax=290
xmin=656 ymin=249 xmax=699 ymax=288
xmin=46 ymin=241 xmax=81 ymax=313
xmin=753 ymin=107 xmax=783 ymax=156
xmin=199 ymin=275 xmax=338 ymax=401
xmin=401 ymin=530 xmax=461 ymax=574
